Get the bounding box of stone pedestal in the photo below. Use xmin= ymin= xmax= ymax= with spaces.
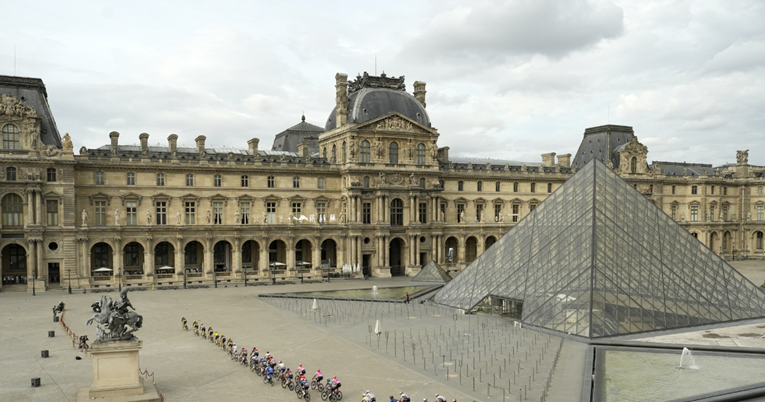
xmin=77 ymin=339 xmax=160 ymax=401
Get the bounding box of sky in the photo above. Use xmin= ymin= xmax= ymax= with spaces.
xmin=1 ymin=0 xmax=764 ymax=166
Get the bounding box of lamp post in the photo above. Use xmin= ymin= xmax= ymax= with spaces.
xmin=32 ymin=268 xmax=36 ymax=296
xmin=118 ymin=267 xmax=122 ymax=292
xmin=213 ymin=269 xmax=217 ymax=288
xmin=244 ymin=267 xmax=248 ymax=288
xmin=66 ymin=268 xmax=72 ymax=294
xmin=183 ymin=268 xmax=187 ymax=289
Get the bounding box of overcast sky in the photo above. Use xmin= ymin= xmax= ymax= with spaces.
xmin=2 ymin=0 xmax=763 ymax=166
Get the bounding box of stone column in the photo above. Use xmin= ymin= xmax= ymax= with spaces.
xmin=144 ymin=249 xmax=155 ymax=276
xmin=203 ymin=237 xmax=213 ymax=277
xmin=259 ymin=237 xmax=269 ymax=277
xmin=414 ymin=235 xmax=420 ymax=267
xmin=232 ymin=237 xmax=242 ymax=278
xmin=384 ymin=235 xmax=390 ymax=268
xmin=26 ymin=196 xmax=32 ymax=228
xmin=113 ymin=239 xmax=122 ymax=284
xmin=458 ymin=237 xmax=466 ymax=265
xmin=312 ymin=237 xmax=322 ymax=274
xmin=175 ymin=238 xmax=184 ymax=278
xmin=37 ymin=239 xmax=44 ymax=282
xmin=286 ymin=237 xmax=295 ymax=276
xmin=82 ymin=239 xmax=91 ymax=278
xmin=28 ymin=240 xmax=36 ymax=279
xmin=35 ymin=190 xmax=42 ymax=226
xmin=477 ymin=236 xmax=485 ymax=257
xmin=357 ymin=236 xmax=362 ymax=270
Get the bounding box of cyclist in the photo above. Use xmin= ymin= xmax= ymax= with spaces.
xmin=366 ymin=390 xmax=377 ymax=402
xmin=313 ymin=368 xmax=323 ymax=386
xmin=277 ymin=360 xmax=285 ymax=372
xmin=214 ymin=331 xmax=220 ymax=345
xmin=399 ymin=392 xmax=410 ymax=402
xmin=181 ymin=316 xmax=187 ymax=328
xmin=193 ymin=320 xmax=199 ymax=334
xmin=298 ymin=364 xmax=305 ymax=375
xmin=298 ymin=375 xmax=309 ymax=395
xmin=251 ymin=347 xmax=259 ymax=359
xmin=389 ymin=397 xmax=398 ymax=402
xmin=286 ymin=368 xmax=294 ymax=381
xmin=232 ymin=343 xmax=238 ymax=355
xmin=265 ymin=365 xmax=274 ymax=382
xmin=200 ymin=323 xmax=206 ymax=337
xmin=240 ymin=348 xmax=247 ymax=363
xmin=329 ymin=377 xmax=341 ymax=395
xmin=207 ymin=326 xmax=214 ymax=340
xmin=435 ymin=394 xmax=447 ymax=402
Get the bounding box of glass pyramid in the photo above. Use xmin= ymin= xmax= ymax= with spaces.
xmin=434 ymin=159 xmax=765 ymax=338
xmin=411 ymin=260 xmax=452 ymax=283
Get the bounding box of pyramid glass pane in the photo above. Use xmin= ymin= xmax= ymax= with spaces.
xmin=411 ymin=260 xmax=452 ymax=283
xmin=435 ymin=158 xmax=765 ymax=338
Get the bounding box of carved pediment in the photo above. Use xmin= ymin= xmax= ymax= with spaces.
xmin=357 ymin=112 xmax=432 ymax=134
xmin=453 ymin=197 xmax=468 ymax=206
xmin=287 ymin=194 xmax=306 ymax=203
xmin=43 ymin=191 xmax=62 ymax=199
xmin=88 ymin=192 xmax=112 ymax=206
xmin=492 ymin=197 xmax=505 ymax=204
xmin=150 ymin=192 xmax=172 ymax=206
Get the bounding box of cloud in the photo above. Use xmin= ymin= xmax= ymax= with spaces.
xmin=399 ymin=0 xmax=624 ymax=64
xmin=704 ymin=40 xmax=765 ymax=74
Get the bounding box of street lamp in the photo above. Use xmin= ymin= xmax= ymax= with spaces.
xmin=118 ymin=267 xmax=122 ymax=292
xmin=213 ymin=269 xmax=217 ymax=288
xmin=183 ymin=268 xmax=187 ymax=289
xmin=32 ymin=268 xmax=36 ymax=296
xmin=243 ymin=267 xmax=248 ymax=288
xmin=67 ymin=268 xmax=72 ymax=294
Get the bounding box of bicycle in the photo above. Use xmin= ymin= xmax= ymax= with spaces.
xmin=321 ymin=385 xmax=342 ymax=401
xmin=297 ymin=386 xmax=311 ymax=401
xmin=182 ymin=321 xmax=188 ymax=331
xmin=311 ymin=376 xmax=324 ymax=391
xmin=263 ymin=374 xmax=275 ymax=386
xmin=194 ymin=327 xmax=200 ymax=336
xmin=281 ymin=373 xmax=295 ymax=391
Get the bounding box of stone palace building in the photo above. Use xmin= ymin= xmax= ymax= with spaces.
xmin=1 ymin=73 xmax=764 ymax=292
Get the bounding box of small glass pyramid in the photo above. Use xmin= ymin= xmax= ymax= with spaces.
xmin=434 ymin=159 xmax=765 ymax=338
xmin=411 ymin=260 xmax=452 ymax=283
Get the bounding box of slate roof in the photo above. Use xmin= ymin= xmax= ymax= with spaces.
xmin=325 ymin=87 xmax=430 ymax=131
xmin=571 ymin=125 xmax=635 ymax=170
xmin=0 ymin=75 xmax=62 ymax=148
xmin=271 ymin=115 xmax=325 ymax=154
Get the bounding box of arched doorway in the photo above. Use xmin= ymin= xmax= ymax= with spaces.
xmin=154 ymin=241 xmax=176 ymax=277
xmin=213 ymin=241 xmax=232 ymax=273
xmin=242 ymin=240 xmax=260 ymax=274
xmin=268 ymin=240 xmax=287 ymax=270
xmin=91 ymin=242 xmax=113 ymax=282
xmin=321 ymin=239 xmax=337 ymax=268
xmin=389 ymin=237 xmax=405 ymax=276
xmin=466 ymin=236 xmax=478 ymax=263
xmin=709 ymin=232 xmax=718 ymax=253
xmin=754 ymin=231 xmax=764 ymax=253
xmin=485 ymin=236 xmax=497 ymax=250
xmin=123 ymin=242 xmax=145 ymax=277
xmin=184 ymin=241 xmax=204 ymax=273
xmin=445 ymin=237 xmax=458 ymax=266
xmin=295 ymin=239 xmax=313 ymax=270
xmin=1 ymin=244 xmax=27 ymax=286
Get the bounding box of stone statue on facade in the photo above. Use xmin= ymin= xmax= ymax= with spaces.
xmin=279 ymin=216 xmax=284 ymax=224
xmin=86 ymin=289 xmax=143 ymax=343
xmin=206 ymin=210 xmax=211 ymax=224
xmin=82 ymin=209 xmax=88 ymax=226
xmin=114 ymin=209 xmax=120 ymax=226
xmin=262 ymin=210 xmax=268 ymax=225
xmin=409 ymin=173 xmax=416 ymax=185
xmin=235 ymin=210 xmax=240 ymax=225
xmin=177 ymin=211 xmax=182 ymax=225
xmin=459 ymin=209 xmax=466 ymax=223
xmin=62 ymin=133 xmax=74 ymax=150
xmin=146 ymin=210 xmax=152 ymax=225
xmin=737 ymin=150 xmax=749 ymax=165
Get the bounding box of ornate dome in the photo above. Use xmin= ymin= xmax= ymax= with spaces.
xmin=325 ymin=72 xmax=430 ymax=131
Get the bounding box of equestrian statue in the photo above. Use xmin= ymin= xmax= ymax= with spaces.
xmin=86 ymin=288 xmax=143 ymax=342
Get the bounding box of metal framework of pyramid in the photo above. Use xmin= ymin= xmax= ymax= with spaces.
xmin=435 ymin=159 xmax=765 ymax=338
xmin=412 ymin=260 xmax=452 ymax=283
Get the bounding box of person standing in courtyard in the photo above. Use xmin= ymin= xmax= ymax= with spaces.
xmin=405 ymin=293 xmax=410 ymax=304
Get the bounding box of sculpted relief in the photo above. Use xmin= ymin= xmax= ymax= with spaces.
xmin=376 ymin=116 xmax=413 ymax=132
xmin=0 ymin=93 xmax=38 ymax=118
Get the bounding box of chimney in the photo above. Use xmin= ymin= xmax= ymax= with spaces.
xmin=297 ymin=140 xmax=309 ymax=157
xmin=109 ymin=131 xmax=119 ymax=154
xmin=413 ymin=81 xmax=427 ymax=108
xmin=248 ymin=138 xmax=259 ymax=155
xmin=335 ymin=73 xmax=349 ymax=127
xmin=167 ymin=134 xmax=178 ymax=155
xmin=195 ymin=135 xmax=206 ymax=155
xmin=139 ymin=133 xmax=149 ymax=155
xmin=437 ymin=146 xmax=449 ymax=163
xmin=541 ymin=152 xmax=556 ymax=167
xmin=557 ymin=153 xmax=571 ymax=168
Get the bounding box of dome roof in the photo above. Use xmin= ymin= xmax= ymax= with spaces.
xmin=325 ymin=74 xmax=430 ymax=131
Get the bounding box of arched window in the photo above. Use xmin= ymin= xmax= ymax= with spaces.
xmin=389 ymin=142 xmax=399 ymax=164
xmin=513 ymin=182 xmax=518 ymax=192
xmin=723 ymin=231 xmax=731 ymax=251
xmin=342 ymin=141 xmax=347 ymax=162
xmin=757 ymin=232 xmax=764 ymax=250
xmin=6 ymin=167 xmax=16 ymax=181
xmin=416 ymin=143 xmax=426 ymax=165
xmin=630 ymin=157 xmax=637 ymax=174
xmin=390 ymin=199 xmax=403 ymax=226
xmin=322 ymin=147 xmax=327 ymax=160
xmin=360 ymin=140 xmax=370 ymax=163
xmin=2 ymin=124 xmax=20 ymax=149
xmin=477 ymin=181 xmax=483 ymax=192
xmin=2 ymin=193 xmax=23 ymax=227
xmin=331 ymin=144 xmax=337 ymax=162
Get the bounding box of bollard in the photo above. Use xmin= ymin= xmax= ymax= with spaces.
xmin=48 ymin=331 xmax=55 ymax=338
xmin=487 ymin=383 xmax=490 ymax=397
xmin=31 ymin=378 xmax=40 ymax=387
xmin=447 ymin=367 xmax=449 ymax=380
xmin=53 ymin=316 xmax=59 ymax=323
xmin=473 ymin=377 xmax=475 ymax=391
xmin=41 ymin=350 xmax=49 ymax=358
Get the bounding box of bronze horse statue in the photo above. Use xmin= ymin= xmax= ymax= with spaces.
xmin=86 ymin=289 xmax=143 ymax=342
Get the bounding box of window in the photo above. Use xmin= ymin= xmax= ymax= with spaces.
xmin=722 ymin=205 xmax=728 ymax=221
xmin=457 ymin=204 xmax=465 ymax=223
xmin=759 ymin=186 xmax=763 ymax=196
xmin=292 ymin=202 xmax=301 ymax=216
xmin=757 ymin=232 xmax=764 ymax=250
xmin=267 ymin=176 xmax=275 ymax=188
xmin=185 ymin=243 xmax=197 ymax=265
xmin=476 ymin=204 xmax=483 ymax=222
xmin=419 ymin=178 xmax=425 ymax=187
xmin=418 ymin=202 xmax=427 ymax=224
xmin=692 ymin=233 xmax=698 ymax=239
xmin=242 ymin=241 xmax=252 ymax=263
xmin=389 ymin=142 xmax=399 ymax=164
xmin=156 ymin=201 xmax=167 ymax=225
xmin=458 ymin=181 xmax=464 ymax=191
xmin=671 ymin=205 xmax=677 ymax=220
xmin=2 ymin=193 xmax=23 ymax=227
xmin=214 ymin=174 xmax=222 ymax=187
xmin=511 ymin=204 xmax=519 ymax=222
xmin=2 ymin=124 xmax=20 ymax=149
xmin=156 ymin=173 xmax=165 ymax=186
xmin=529 ymin=203 xmax=537 ymax=212
xmin=416 ymin=143 xmax=426 ymax=165
xmin=125 ymin=243 xmax=139 ymax=267
xmin=342 ymin=141 xmax=347 ymax=162
xmin=710 ymin=206 xmax=716 ymax=222
xmin=530 ymin=183 xmax=536 ymax=193
xmin=495 ymin=182 xmax=500 ymax=192
xmin=46 ymin=168 xmax=56 ymax=182
xmin=671 ymin=185 xmax=676 ymax=195
xmin=691 ymin=186 xmax=697 ymax=195
xmin=630 ymin=157 xmax=637 ymax=174
xmin=316 ymin=202 xmax=326 ymax=224
xmin=155 ymin=242 xmax=169 ymax=266
xmin=185 ymin=202 xmax=195 ymax=225
xmin=494 ymin=204 xmax=502 ymax=222
xmin=362 ymin=202 xmax=371 ymax=224
xmin=95 ymin=172 xmax=105 ymax=185
xmin=126 ymin=201 xmax=137 ymax=225
xmin=6 ymin=167 xmax=16 ymax=181
xmin=126 ymin=172 xmax=135 ymax=186
xmin=331 ymin=144 xmax=336 ymax=161
xmin=364 ymin=176 xmax=370 ymax=188
xmin=240 ymin=202 xmax=250 ymax=224
xmin=723 ymin=187 xmax=727 ymax=196
xmin=322 ymin=147 xmax=327 ymax=160
xmin=649 ymin=184 xmax=653 ymax=193
xmin=360 ymin=140 xmax=370 ymax=163
xmin=46 ymin=200 xmax=58 ymax=226
xmin=95 ymin=201 xmax=107 ymax=225
xmin=318 ymin=177 xmax=325 ymax=189
xmin=213 ymin=202 xmax=223 ymax=224
xmin=711 ymin=186 xmax=715 ymax=195
xmin=513 ymin=182 xmax=518 ymax=192
xmin=758 ymin=205 xmax=764 ymax=221
xmin=241 ymin=175 xmax=249 ymax=187
xmin=690 ymin=205 xmax=698 ymax=222
xmin=477 ymin=181 xmax=483 ymax=192
xmin=390 ymin=198 xmax=403 ymax=226
xmin=93 ymin=244 xmax=109 ymax=269
xmin=186 ymin=173 xmax=194 ymax=187
xmin=293 ymin=176 xmax=300 ymax=189
xmin=547 ymin=183 xmax=553 ymax=193
xmin=267 ymin=202 xmax=276 ymax=224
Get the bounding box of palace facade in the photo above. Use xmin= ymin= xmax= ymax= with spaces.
xmin=1 ymin=73 xmax=764 ymax=292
